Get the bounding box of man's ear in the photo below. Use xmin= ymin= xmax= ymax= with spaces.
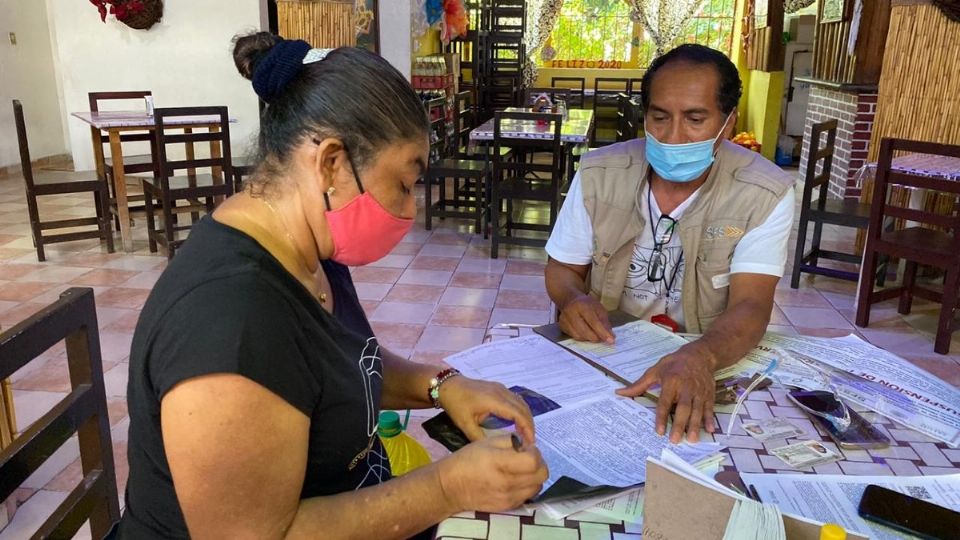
xmin=723 ymin=109 xmax=738 ymax=139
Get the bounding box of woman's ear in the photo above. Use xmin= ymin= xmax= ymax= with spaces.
xmin=312 ymin=137 xmax=347 ymax=193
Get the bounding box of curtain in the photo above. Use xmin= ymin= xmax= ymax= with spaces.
xmin=623 ymin=0 xmax=706 ymax=58
xmin=523 ymin=0 xmax=565 ymax=86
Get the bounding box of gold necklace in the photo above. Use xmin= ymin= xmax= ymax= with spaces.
xmin=259 ymin=197 xmax=328 ymax=304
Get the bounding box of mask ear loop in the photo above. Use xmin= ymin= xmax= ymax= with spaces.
xmin=319 ymin=142 xmax=366 ymax=211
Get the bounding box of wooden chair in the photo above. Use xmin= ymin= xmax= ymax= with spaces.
xmin=13 ymin=100 xmax=113 ymax=261
xmin=425 ymin=91 xmax=491 ymax=235
xmin=142 ymin=106 xmax=234 ymax=259
xmin=855 ymin=138 xmax=960 ymax=354
xmin=790 ymin=119 xmax=873 ymax=287
xmin=593 ymin=78 xmax=630 ymax=146
xmin=89 ymin=91 xmax=157 ymax=229
xmin=0 ymin=288 xmax=121 ymax=539
xmin=425 ymin=96 xmax=449 ymax=164
xmin=616 ymin=93 xmax=642 ymax=142
xmin=551 ymin=76 xmax=586 ymax=108
xmin=490 ymin=110 xmax=564 ymax=258
xmin=627 ymin=77 xmax=644 ymax=97
xmin=522 ymin=87 xmax=571 ymax=108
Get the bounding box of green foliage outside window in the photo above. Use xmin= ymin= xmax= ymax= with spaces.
xmin=544 ymin=0 xmax=736 ymax=68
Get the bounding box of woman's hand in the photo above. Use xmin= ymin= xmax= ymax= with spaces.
xmin=437 ymin=435 xmax=549 ymax=513
xmin=438 ymin=376 xmax=536 ymax=445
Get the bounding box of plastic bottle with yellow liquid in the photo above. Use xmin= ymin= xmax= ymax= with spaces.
xmin=819 ymin=523 xmax=846 ymax=540
xmin=378 ymin=410 xmax=432 ymax=476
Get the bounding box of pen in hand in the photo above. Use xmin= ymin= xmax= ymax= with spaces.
xmin=511 ymin=432 xmax=523 ymax=452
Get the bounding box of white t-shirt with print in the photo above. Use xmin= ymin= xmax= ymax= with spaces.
xmin=545 ymin=172 xmax=795 ymax=331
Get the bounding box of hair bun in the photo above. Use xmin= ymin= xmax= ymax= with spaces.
xmin=233 ymin=32 xmax=283 ymax=81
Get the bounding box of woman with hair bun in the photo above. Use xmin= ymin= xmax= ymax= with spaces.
xmin=115 ymin=33 xmax=547 ymax=539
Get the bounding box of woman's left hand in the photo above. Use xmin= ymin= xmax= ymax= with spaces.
xmin=438 ymin=376 xmax=536 ymax=445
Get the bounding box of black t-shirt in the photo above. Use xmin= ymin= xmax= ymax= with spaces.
xmin=117 ymin=217 xmax=392 ymax=539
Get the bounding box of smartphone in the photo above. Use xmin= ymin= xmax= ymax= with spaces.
xmin=858 ymin=484 xmax=960 ymax=540
xmin=787 ymin=390 xmax=890 ymax=449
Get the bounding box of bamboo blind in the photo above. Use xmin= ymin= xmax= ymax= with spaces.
xmin=277 ymin=0 xmax=356 ymax=48
xmin=856 ymin=1 xmax=960 ymax=250
xmin=746 ymin=0 xmax=785 ymax=71
xmin=811 ymin=0 xmax=890 ymax=84
xmin=868 ymin=0 xmax=960 ymax=161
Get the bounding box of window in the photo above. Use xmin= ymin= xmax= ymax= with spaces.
xmin=633 ymin=0 xmax=737 ymax=68
xmin=548 ymin=0 xmax=635 ymax=66
xmin=543 ymin=0 xmax=736 ymax=69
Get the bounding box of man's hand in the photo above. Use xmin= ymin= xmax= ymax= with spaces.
xmin=616 ymin=342 xmax=718 ymax=443
xmin=558 ymin=294 xmax=615 ymax=343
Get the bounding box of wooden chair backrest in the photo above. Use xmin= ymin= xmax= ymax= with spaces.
xmin=0 ymin=288 xmax=120 ymax=539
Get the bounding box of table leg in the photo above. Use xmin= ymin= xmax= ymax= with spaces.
xmin=108 ymin=130 xmax=134 ymax=252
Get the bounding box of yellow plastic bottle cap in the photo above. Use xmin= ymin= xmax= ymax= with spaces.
xmin=819 ymin=523 xmax=846 ymax=540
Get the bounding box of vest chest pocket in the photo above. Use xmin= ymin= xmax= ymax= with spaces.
xmin=694 ymin=258 xmax=731 ymax=319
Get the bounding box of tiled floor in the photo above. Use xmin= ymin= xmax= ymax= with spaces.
xmin=1 ymin=166 xmax=959 ymax=538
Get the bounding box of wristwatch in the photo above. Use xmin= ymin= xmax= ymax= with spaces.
xmin=428 ymin=368 xmax=461 ymax=408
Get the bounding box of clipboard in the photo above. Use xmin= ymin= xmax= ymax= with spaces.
xmin=642 ymin=460 xmax=868 ymax=540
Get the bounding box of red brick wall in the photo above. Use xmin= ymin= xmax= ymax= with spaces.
xmin=798 ymin=87 xmax=877 ymax=199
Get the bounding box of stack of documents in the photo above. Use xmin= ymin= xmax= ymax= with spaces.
xmin=722 ymin=498 xmax=786 ymax=540
xmin=444 ymin=335 xmax=725 ymax=502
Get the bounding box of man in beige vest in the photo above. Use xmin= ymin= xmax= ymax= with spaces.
xmin=545 ymin=45 xmax=795 ymax=444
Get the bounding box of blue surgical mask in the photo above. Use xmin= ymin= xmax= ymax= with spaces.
xmin=645 ymin=114 xmax=733 ymax=183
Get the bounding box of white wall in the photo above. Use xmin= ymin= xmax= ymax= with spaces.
xmin=379 ymin=0 xmax=412 ymax=80
xmin=46 ymin=0 xmax=263 ymax=171
xmin=0 ymin=0 xmax=68 ymax=168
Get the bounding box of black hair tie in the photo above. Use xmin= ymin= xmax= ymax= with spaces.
xmin=251 ymin=39 xmax=311 ymax=103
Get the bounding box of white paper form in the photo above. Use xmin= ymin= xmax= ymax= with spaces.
xmin=444 ymin=334 xmax=622 ymax=407
xmin=559 ymin=320 xmax=690 ymax=383
xmin=742 ymin=473 xmax=960 ymax=540
xmin=534 ymin=396 xmax=724 ymax=490
xmin=760 ymin=333 xmax=960 ymax=447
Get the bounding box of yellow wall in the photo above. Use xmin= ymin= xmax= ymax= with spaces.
xmin=745 ymin=71 xmax=784 ymax=161
xmin=416 ymin=29 xmax=442 ymax=57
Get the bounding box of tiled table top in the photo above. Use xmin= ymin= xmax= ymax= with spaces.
xmin=432 ymin=330 xmax=960 ymax=540
xmin=469 ymin=108 xmax=594 ymax=144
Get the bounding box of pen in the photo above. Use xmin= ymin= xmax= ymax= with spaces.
xmin=748 ymin=484 xmax=763 ymax=503
xmin=510 ymin=432 xmax=523 ymax=452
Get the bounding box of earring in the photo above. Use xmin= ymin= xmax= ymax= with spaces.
xmin=326 ymin=186 xmax=336 ymax=196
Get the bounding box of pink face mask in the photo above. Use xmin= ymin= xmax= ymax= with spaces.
xmin=324 ymin=158 xmax=414 ymax=267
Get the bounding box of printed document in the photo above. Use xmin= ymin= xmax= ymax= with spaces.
xmin=444 ymin=334 xmax=622 ymax=406
xmin=559 ymin=320 xmax=689 ymax=383
xmin=742 ymin=472 xmax=960 ymax=540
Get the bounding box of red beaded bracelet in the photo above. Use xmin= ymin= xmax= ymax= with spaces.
xmin=428 ymin=368 xmax=461 ymax=408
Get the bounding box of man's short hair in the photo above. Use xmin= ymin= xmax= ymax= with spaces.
xmin=640 ymin=44 xmax=743 ymax=115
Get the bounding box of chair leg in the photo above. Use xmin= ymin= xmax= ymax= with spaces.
xmin=791 ymin=211 xmax=812 ymax=289
xmin=163 ymin=194 xmax=176 ymax=260
xmin=98 ymin=188 xmax=115 ymax=254
xmin=490 ymin=187 xmax=500 ymax=259
xmin=143 ymin=186 xmax=158 ymax=253
xmin=25 ymin=195 xmax=45 ymax=261
xmin=934 ymin=266 xmax=959 ymax=354
xmin=809 ymin=219 xmax=825 ymax=269
xmin=424 ymin=171 xmax=434 ymax=231
xmin=855 ymin=246 xmax=880 ymax=327
xmin=898 ymin=261 xmax=918 ymax=315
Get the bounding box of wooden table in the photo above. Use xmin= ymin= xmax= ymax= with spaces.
xmin=71 ymin=110 xmax=236 ymax=252
xmin=469 ymin=107 xmax=594 ymax=145
xmin=432 ymin=327 xmax=960 ymax=539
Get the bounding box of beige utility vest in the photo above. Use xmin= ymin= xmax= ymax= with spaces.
xmin=579 ymin=139 xmax=794 ymax=333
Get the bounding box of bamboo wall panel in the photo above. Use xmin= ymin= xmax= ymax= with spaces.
xmin=811 ymin=0 xmax=890 ymax=84
xmin=278 ymin=0 xmax=356 ymax=48
xmin=746 ymin=0 xmax=784 ymax=71
xmin=868 ymin=0 xmax=960 ymax=160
